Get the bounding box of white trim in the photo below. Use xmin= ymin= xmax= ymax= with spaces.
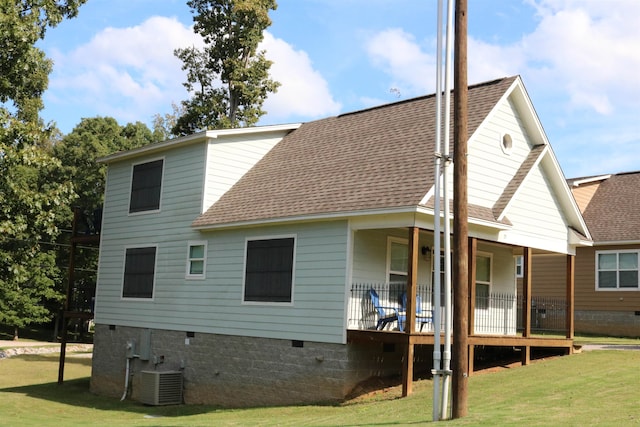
xmin=571 ymin=175 xmax=611 ymax=187
xmin=475 ymin=251 xmax=493 ymax=310
xmin=98 ymin=123 xmax=302 ymax=164
xmin=185 ymin=240 xmax=207 ymax=280
xmin=500 ymin=133 xmax=513 ymax=155
xmin=121 ymin=244 xmax=158 ymax=301
xmin=514 ymin=255 xmax=524 ymax=279
xmin=127 ymin=156 xmax=165 ymax=216
xmin=386 ymin=236 xmax=409 ymax=283
xmin=241 ymin=234 xmax=297 ymax=306
xmin=592 ymin=240 xmax=640 ymax=246
xmin=595 ymin=249 xmax=639 ymax=291
xmin=193 ymin=205 xmax=512 ymax=232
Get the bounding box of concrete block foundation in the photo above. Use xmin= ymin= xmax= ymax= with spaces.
xmin=90 ymin=324 xmax=431 ymax=407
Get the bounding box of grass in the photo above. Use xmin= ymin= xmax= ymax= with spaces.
xmin=1 ymin=349 xmax=639 ymax=426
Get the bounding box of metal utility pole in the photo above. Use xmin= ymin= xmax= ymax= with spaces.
xmin=452 ymin=0 xmax=469 ymax=419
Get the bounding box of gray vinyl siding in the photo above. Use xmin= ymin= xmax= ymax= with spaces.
xmin=97 ymin=166 xmax=350 ymax=347
xmin=96 ymin=142 xmax=209 ymax=327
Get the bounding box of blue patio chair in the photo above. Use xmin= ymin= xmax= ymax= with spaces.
xmin=369 ymin=288 xmax=404 ymax=331
xmin=401 ymin=293 xmax=434 ymax=332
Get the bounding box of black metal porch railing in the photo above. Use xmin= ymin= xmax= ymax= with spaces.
xmin=516 ymin=295 xmax=568 ymax=333
xmin=348 ymin=283 xmax=568 ymax=335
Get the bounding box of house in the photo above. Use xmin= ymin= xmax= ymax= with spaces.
xmin=531 ymin=171 xmax=640 ymax=337
xmin=90 ymin=76 xmax=591 ymax=407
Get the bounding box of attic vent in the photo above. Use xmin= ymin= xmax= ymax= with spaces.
xmin=139 ymin=371 xmax=183 ymax=406
xmin=501 ymin=133 xmax=513 ymax=155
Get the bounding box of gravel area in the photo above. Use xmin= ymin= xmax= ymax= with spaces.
xmin=0 ymin=341 xmax=93 ymax=359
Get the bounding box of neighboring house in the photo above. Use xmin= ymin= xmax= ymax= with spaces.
xmin=531 ymin=172 xmax=640 ymax=337
xmin=90 ymin=76 xmax=590 ymax=407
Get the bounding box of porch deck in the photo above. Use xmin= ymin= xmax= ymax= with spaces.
xmin=347 ymin=283 xmax=574 ymax=374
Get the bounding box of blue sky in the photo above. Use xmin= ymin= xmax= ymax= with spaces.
xmin=37 ymin=0 xmax=640 ymax=179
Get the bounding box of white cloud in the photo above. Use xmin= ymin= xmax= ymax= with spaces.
xmin=48 ymin=16 xmax=201 ymax=124
xmin=522 ymin=1 xmax=640 ymax=114
xmin=46 ymin=18 xmax=339 ymax=130
xmin=365 ymin=28 xmax=436 ymax=96
xmin=261 ymin=32 xmax=341 ymax=121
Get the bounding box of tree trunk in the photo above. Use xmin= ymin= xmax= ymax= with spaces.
xmin=13 ymin=326 xmax=19 ymax=341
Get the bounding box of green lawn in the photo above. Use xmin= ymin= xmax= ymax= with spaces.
xmin=1 ymin=349 xmax=639 ymax=426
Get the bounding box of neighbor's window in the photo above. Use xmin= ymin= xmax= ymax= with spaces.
xmin=244 ymin=237 xmax=295 ymax=303
xmin=388 ymin=237 xmax=408 ymax=284
xmin=476 ymin=253 xmax=492 ymax=309
xmin=596 ymin=251 xmax=639 ymax=290
xmin=122 ymin=246 xmax=157 ymax=299
xmin=129 ymin=159 xmax=163 ymax=213
xmin=186 ymin=241 xmax=207 ymax=279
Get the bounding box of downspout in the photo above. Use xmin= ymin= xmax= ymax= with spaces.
xmin=431 ymin=0 xmax=444 ymax=421
xmin=440 ymin=0 xmax=455 ymax=419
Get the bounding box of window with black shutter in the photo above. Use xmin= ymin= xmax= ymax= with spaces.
xmin=244 ymin=237 xmax=295 ymax=303
xmin=129 ymin=159 xmax=163 ymax=213
xmin=122 ymin=246 xmax=157 ymax=299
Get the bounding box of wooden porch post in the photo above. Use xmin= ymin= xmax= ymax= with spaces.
xmin=402 ymin=226 xmax=419 ymax=397
xmin=566 ymin=254 xmax=575 ymax=341
xmin=521 ymin=247 xmax=532 ymax=365
xmin=467 ymin=237 xmax=477 ymax=375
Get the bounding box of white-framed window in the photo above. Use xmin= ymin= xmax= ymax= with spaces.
xmin=186 ymin=241 xmax=207 ymax=279
xmin=387 ymin=237 xmax=408 ymax=284
xmin=243 ymin=236 xmax=296 ymax=303
xmin=596 ymin=250 xmax=639 ymax=290
xmin=476 ymin=252 xmax=492 ymax=310
xmin=129 ymin=158 xmax=163 ymax=214
xmin=515 ymin=255 xmax=524 ymax=278
xmin=122 ymin=245 xmax=157 ymax=299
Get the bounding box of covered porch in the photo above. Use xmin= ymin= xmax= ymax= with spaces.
xmin=346 ymin=226 xmax=576 ymax=396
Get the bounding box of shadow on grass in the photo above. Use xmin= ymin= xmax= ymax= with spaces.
xmin=1 ymin=357 xmax=219 ymax=419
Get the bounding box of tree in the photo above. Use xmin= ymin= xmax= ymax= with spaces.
xmin=173 ymin=0 xmax=280 ymax=135
xmin=0 ymin=0 xmax=87 ymax=339
xmin=53 ymin=117 xmax=160 ymax=212
xmin=152 ymin=102 xmax=185 ymax=141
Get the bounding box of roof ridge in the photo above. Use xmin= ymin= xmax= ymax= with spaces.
xmin=337 ymin=76 xmax=517 ymax=119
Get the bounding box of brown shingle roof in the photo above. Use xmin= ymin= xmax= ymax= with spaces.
xmin=581 ymin=171 xmax=640 ymax=242
xmin=193 ymin=76 xmax=518 ymax=228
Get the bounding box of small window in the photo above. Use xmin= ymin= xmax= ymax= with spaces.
xmin=122 ymin=246 xmax=157 ymax=299
xmin=244 ymin=237 xmax=295 ymax=303
xmin=129 ymin=159 xmax=163 ymax=213
xmin=388 ymin=237 xmax=408 ymax=284
xmin=186 ymin=241 xmax=207 ymax=279
xmin=476 ymin=253 xmax=492 ymax=309
xmin=515 ymin=255 xmax=524 ymax=278
xmin=596 ymin=251 xmax=639 ymax=290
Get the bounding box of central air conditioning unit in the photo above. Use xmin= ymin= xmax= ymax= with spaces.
xmin=139 ymin=370 xmax=183 ymax=406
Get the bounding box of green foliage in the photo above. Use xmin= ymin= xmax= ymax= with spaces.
xmin=173 ymin=0 xmax=280 ymax=135
xmin=0 ymin=0 xmax=87 ymax=122
xmin=0 ymin=143 xmax=76 ymax=333
xmin=53 ymin=117 xmax=161 ymax=212
xmin=152 ymin=102 xmax=185 ymax=140
xmin=0 ymin=0 xmax=87 ymax=338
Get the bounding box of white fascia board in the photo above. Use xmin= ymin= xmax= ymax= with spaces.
xmin=592 ymin=240 xmax=640 ymax=246
xmin=570 ymin=175 xmax=611 ymax=187
xmin=194 ymin=204 xmax=511 ymax=234
xmin=97 ymin=123 xmax=302 ymax=164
